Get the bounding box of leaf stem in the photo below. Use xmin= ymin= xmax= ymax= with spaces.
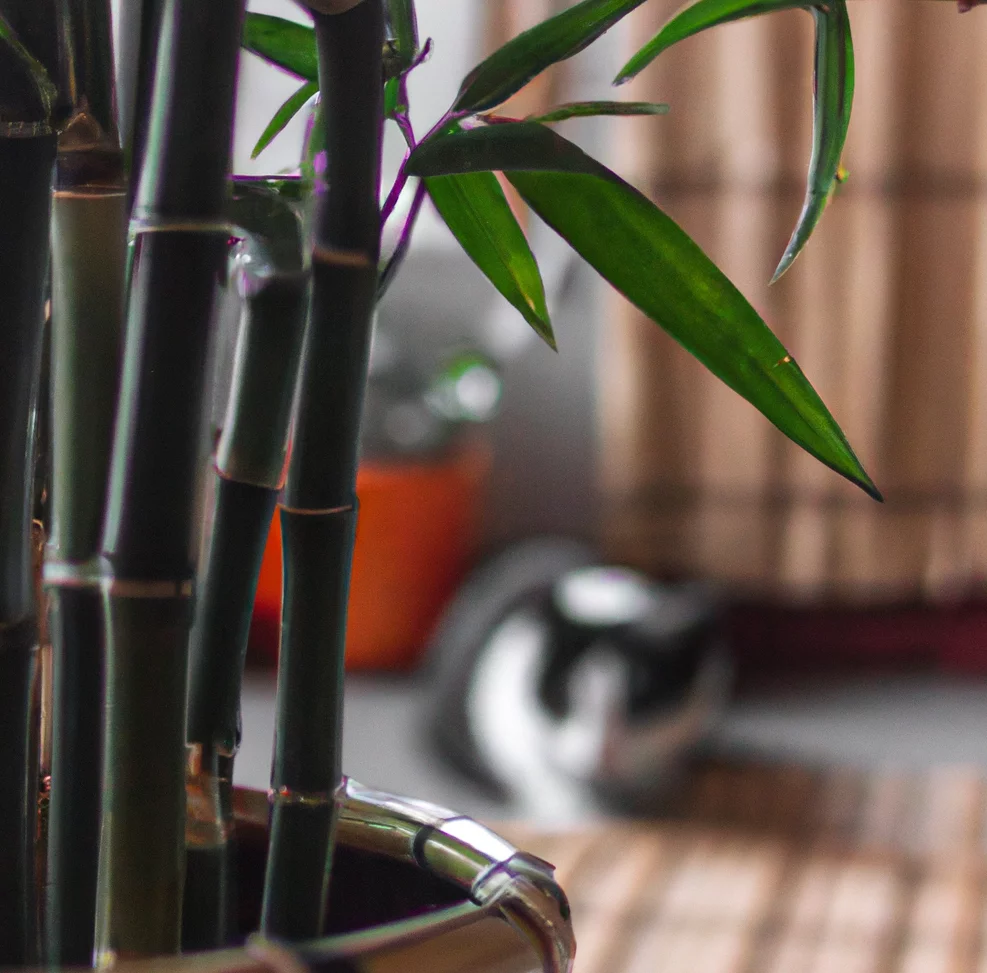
xmin=378 ymin=179 xmax=426 ymax=299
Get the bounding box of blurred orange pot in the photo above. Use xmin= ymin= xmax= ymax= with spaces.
xmin=251 ymin=442 xmax=489 ymax=670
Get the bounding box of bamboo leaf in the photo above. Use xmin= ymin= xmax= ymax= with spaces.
xmin=251 ymin=80 xmax=318 ymax=159
xmin=407 ymin=120 xmax=603 ymax=176
xmin=454 ymin=0 xmax=649 ymax=113
xmin=610 ymin=0 xmax=854 ymax=282
xmin=772 ymin=2 xmax=853 ymax=281
xmin=242 ymin=13 xmax=317 ymax=82
xmin=409 ymin=122 xmax=879 ymax=498
xmin=614 ymin=0 xmax=809 ymax=84
xmin=528 ymin=100 xmax=669 ymax=124
xmin=425 ymin=170 xmax=555 ymax=350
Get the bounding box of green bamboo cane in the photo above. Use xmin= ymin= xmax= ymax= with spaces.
xmin=183 ymin=178 xmax=310 ymax=951
xmin=42 ymin=0 xmax=126 ymax=962
xmin=261 ymin=0 xmax=384 ymax=941
xmin=114 ymin=0 xmax=165 ymax=201
xmin=94 ymin=0 xmax=245 ymax=958
xmin=0 ymin=3 xmax=64 ymax=963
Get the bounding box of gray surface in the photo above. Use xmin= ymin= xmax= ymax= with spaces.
xmin=234 ymin=670 xmax=987 ymax=822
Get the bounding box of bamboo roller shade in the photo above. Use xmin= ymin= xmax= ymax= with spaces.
xmin=502 ymin=758 xmax=987 ymax=973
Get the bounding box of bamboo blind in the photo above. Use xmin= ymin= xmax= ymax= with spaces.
xmin=503 ymin=759 xmax=987 ymax=973
xmin=592 ymin=0 xmax=987 ymax=601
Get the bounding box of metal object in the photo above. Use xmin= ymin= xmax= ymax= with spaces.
xmin=182 ymin=780 xmax=575 ymax=973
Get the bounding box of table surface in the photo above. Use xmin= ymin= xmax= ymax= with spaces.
xmin=235 ymin=672 xmax=987 ymax=973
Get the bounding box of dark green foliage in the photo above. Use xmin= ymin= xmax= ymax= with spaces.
xmin=252 ymin=80 xmax=317 ymax=158
xmin=527 ymin=100 xmax=669 ymax=123
xmin=242 ymin=13 xmax=317 ymax=81
xmin=612 ymin=0 xmax=855 ymax=280
xmin=453 ymin=0 xmax=650 ymax=112
xmin=424 ymin=170 xmax=553 ymax=349
xmin=773 ymin=2 xmax=853 ymax=280
xmin=408 ymin=120 xmax=879 ymax=500
xmin=246 ymin=0 xmax=876 ymax=497
xmin=614 ymin=0 xmax=809 ymax=82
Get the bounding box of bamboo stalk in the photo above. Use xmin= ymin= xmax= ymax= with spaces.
xmin=42 ymin=0 xmax=126 ymax=962
xmin=261 ymin=0 xmax=384 ymax=941
xmin=184 ymin=179 xmax=310 ymax=951
xmin=114 ymin=0 xmax=164 ymax=199
xmin=0 ymin=5 xmax=63 ymax=960
xmin=94 ymin=0 xmax=245 ymax=959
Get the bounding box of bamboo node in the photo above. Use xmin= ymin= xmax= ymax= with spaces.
xmin=42 ymin=558 xmax=103 ymax=589
xmin=277 ymin=503 xmax=355 ymax=516
xmin=130 ymin=216 xmax=233 ymax=236
xmin=268 ymin=786 xmax=337 ymax=808
xmin=312 ymin=245 xmax=374 ymax=269
xmin=101 ymin=577 xmax=193 ymax=599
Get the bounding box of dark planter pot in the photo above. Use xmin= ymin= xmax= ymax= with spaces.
xmin=110 ymin=780 xmax=574 ymax=973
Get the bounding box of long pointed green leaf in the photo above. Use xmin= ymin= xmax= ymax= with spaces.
xmin=425 ymin=170 xmax=555 ymax=350
xmin=408 ymin=122 xmax=879 ymax=498
xmin=772 ymin=1 xmax=853 ymax=281
xmin=454 ymin=0 xmax=648 ymax=114
xmin=251 ymin=80 xmax=318 ymax=159
xmin=242 ymin=13 xmax=317 ymax=82
xmin=528 ymin=100 xmax=669 ymax=124
xmin=614 ymin=0 xmax=807 ymax=85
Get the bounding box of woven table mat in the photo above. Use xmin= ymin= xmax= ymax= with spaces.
xmin=501 ymin=760 xmax=987 ymax=973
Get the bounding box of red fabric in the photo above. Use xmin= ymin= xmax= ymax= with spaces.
xmin=728 ymin=601 xmax=987 ymax=677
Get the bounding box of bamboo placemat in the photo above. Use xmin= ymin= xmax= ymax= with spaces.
xmin=502 ymin=760 xmax=987 ymax=973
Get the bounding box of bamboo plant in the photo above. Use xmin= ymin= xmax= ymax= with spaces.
xmin=93 ymin=0 xmax=245 ymax=957
xmin=0 ymin=3 xmax=63 ymax=964
xmin=0 ymin=0 xmax=911 ymax=960
xmin=43 ymin=0 xmax=126 ymax=963
xmin=183 ymin=176 xmax=310 ymax=950
xmin=237 ymin=0 xmax=880 ymax=946
xmin=261 ymin=0 xmax=385 ymax=941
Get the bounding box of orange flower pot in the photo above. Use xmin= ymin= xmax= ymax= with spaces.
xmin=251 ymin=442 xmax=489 ymax=670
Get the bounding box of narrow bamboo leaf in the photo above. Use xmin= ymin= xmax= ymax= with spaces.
xmin=425 ymin=171 xmax=555 ymax=350
xmin=242 ymin=13 xmax=317 ymax=82
xmin=251 ymin=80 xmax=318 ymax=158
xmin=528 ymin=100 xmax=669 ymax=124
xmin=614 ymin=0 xmax=808 ymax=85
xmin=454 ymin=0 xmax=648 ymax=114
xmin=409 ymin=122 xmax=878 ymax=498
xmin=771 ymin=1 xmax=853 ymax=281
